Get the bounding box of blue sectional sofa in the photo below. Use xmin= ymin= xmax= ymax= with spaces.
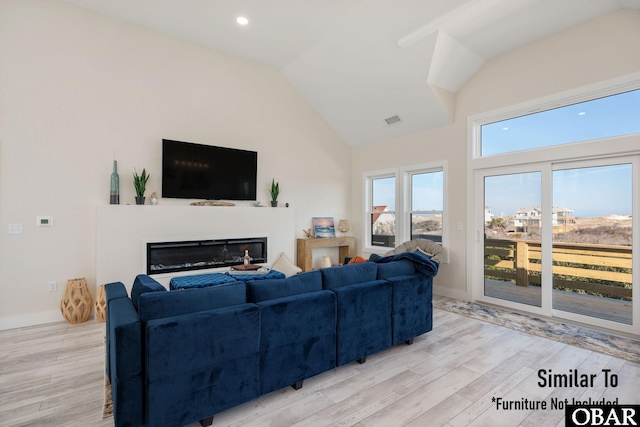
xmin=105 ymin=251 xmax=439 ymax=427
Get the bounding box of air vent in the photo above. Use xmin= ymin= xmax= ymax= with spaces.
xmin=384 ymin=115 xmax=403 ymax=126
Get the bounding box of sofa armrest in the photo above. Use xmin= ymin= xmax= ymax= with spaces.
xmin=104 ymin=281 xmax=130 ymax=381
xmin=386 ymin=274 xmax=433 ymax=345
xmin=108 ymin=297 xmax=144 ymax=427
xmin=105 ymin=281 xmax=129 ymax=303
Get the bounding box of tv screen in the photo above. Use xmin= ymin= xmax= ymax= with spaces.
xmin=162 ymin=139 xmax=257 ymax=201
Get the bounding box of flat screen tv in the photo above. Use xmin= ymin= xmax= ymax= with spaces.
xmin=162 ymin=139 xmax=257 ymax=201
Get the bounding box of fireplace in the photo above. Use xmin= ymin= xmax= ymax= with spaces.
xmin=146 ymin=237 xmax=267 ymax=275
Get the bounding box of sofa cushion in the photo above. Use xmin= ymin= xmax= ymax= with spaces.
xmin=131 ymin=275 xmax=166 ymax=312
xmin=247 ymin=270 xmax=322 ymax=302
xmin=138 ymin=282 xmax=247 ymax=323
xmin=257 ymin=290 xmax=336 ymax=394
xmin=145 ymin=304 xmax=261 ymax=427
xmin=320 ymin=262 xmax=377 ymax=290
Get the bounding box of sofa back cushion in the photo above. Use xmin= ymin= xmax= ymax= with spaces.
xmin=247 ymin=270 xmax=322 ymax=302
xmin=131 ymin=275 xmax=166 ymax=311
xmin=139 ymin=282 xmax=247 ymax=323
xmin=321 ymin=262 xmax=377 ymax=290
xmin=376 ymin=260 xmax=416 ymax=279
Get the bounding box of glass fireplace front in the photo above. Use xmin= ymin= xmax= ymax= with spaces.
xmin=146 ymin=237 xmax=267 ymax=275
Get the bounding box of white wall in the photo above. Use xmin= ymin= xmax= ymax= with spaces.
xmin=0 ymin=0 xmax=351 ymax=329
xmin=351 ymin=9 xmax=640 ymax=300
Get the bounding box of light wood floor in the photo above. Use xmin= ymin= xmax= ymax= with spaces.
xmin=1 ymin=298 xmax=638 ymax=427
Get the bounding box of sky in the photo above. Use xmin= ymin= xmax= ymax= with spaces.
xmin=372 ymin=171 xmax=443 ymax=212
xmin=484 ymin=164 xmax=632 ymax=218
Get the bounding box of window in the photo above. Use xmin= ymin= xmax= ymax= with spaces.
xmin=480 ymin=89 xmax=640 ymax=157
xmin=365 ymin=162 xmax=447 ymax=254
xmin=410 ymin=170 xmax=444 ymax=243
xmin=369 ymin=175 xmax=396 ymax=248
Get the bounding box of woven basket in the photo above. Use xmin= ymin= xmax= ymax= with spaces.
xmin=60 ymin=277 xmax=93 ymax=324
xmin=95 ymin=284 xmax=107 ymax=322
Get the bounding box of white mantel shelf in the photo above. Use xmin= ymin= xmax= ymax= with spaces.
xmin=96 ymin=204 xmax=295 ymax=291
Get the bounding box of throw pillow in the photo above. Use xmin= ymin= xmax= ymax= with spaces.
xmin=272 ymin=252 xmax=302 ymax=278
xmin=347 ymin=255 xmax=367 ymax=264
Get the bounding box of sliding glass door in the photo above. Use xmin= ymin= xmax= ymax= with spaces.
xmin=483 ymin=171 xmax=542 ymax=308
xmin=474 ymin=157 xmax=636 ymax=332
xmin=552 ymin=162 xmax=633 ymax=325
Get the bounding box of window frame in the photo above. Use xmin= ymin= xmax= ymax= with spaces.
xmin=364 ymin=161 xmax=448 ymax=262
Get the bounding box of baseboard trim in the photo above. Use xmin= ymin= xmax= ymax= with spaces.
xmin=433 ymin=285 xmax=467 ymax=301
xmin=0 ymin=310 xmax=68 ymax=331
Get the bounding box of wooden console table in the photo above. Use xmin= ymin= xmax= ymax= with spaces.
xmin=296 ymin=236 xmax=356 ymax=272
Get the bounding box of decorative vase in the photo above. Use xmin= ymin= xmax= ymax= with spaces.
xmin=60 ymin=278 xmax=94 ymax=324
xmin=135 ymin=196 xmax=145 ymax=205
xmin=95 ymin=284 xmax=106 ymax=322
xmin=321 ymin=255 xmax=332 ymax=268
xmin=110 ymin=160 xmax=119 ymax=204
xmin=271 ymin=201 xmax=278 ymax=207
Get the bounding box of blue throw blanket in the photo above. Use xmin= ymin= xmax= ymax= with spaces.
xmin=375 ymin=251 xmax=439 ymax=276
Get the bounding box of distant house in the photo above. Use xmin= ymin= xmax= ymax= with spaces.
xmin=371 ymin=206 xmax=396 ymax=246
xmin=514 ymin=206 xmax=575 ymax=233
xmin=484 ymin=206 xmax=493 ymax=224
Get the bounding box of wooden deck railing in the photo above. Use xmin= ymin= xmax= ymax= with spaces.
xmin=484 ymin=239 xmax=632 ymax=299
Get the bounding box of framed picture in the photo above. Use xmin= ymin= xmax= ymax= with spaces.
xmin=313 ymin=217 xmax=336 ymax=238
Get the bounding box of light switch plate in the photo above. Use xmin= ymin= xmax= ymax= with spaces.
xmin=8 ymin=223 xmax=23 ymax=234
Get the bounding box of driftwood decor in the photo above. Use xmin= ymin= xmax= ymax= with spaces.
xmin=190 ymin=201 xmax=235 ymax=206
xmin=60 ymin=278 xmax=93 ymax=324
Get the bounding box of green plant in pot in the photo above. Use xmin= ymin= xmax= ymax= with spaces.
xmin=133 ymin=168 xmax=150 ymax=205
xmin=269 ymin=178 xmax=279 ymax=207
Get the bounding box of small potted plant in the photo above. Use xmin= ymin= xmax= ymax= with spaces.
xmin=133 ymin=168 xmax=150 ymax=205
xmin=269 ymin=178 xmax=280 ymax=207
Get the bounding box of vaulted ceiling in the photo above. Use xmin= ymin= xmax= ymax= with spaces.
xmin=64 ymin=0 xmax=640 ymax=147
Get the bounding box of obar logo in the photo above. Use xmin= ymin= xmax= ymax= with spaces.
xmin=567 ymin=405 xmax=639 ymax=426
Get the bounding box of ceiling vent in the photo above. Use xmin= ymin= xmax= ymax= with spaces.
xmin=384 ymin=115 xmax=403 ymax=126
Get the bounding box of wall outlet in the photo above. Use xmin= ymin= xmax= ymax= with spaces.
xmin=48 ymin=281 xmax=57 ymax=292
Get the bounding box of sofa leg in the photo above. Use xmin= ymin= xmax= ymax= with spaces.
xmin=405 ymin=338 xmax=414 ymax=345
xmin=291 ymin=380 xmax=304 ymax=390
xmin=199 ymin=416 xmax=214 ymax=426
xmin=357 ymin=357 xmax=366 ymax=364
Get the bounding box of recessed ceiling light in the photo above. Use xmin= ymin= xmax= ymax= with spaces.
xmin=236 ymin=16 xmax=249 ymax=26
